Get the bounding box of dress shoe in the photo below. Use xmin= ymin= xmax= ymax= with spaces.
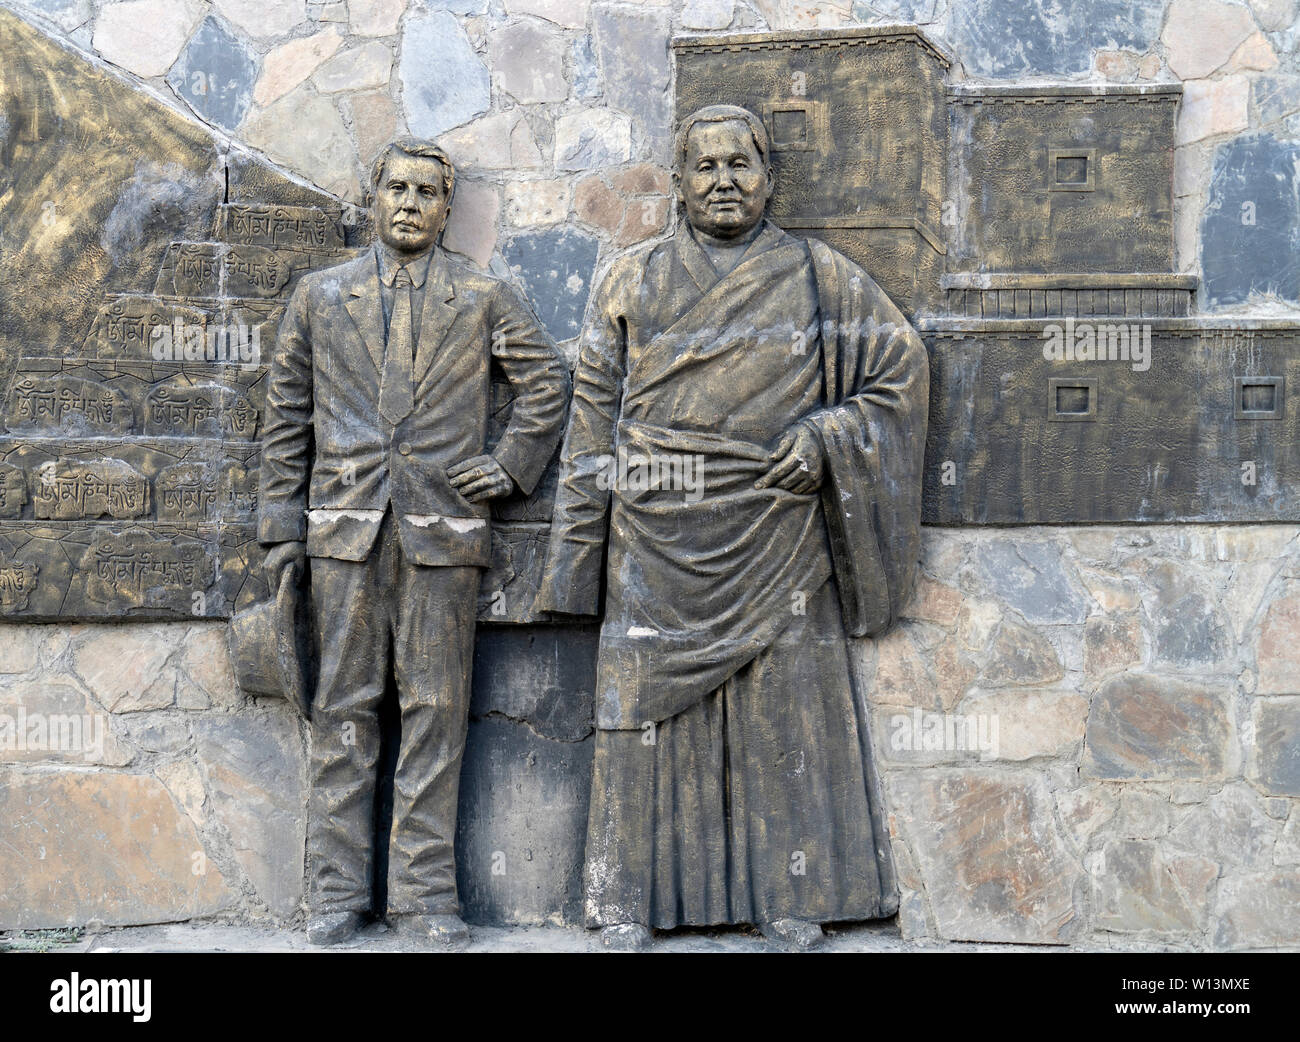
xmin=306 ymin=910 xmax=366 ymax=946
xmin=390 ymin=913 xmax=472 ymax=951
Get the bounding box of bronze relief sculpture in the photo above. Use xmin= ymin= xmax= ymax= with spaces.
xmin=536 ymin=105 xmax=929 ymax=950
xmin=257 ymin=139 xmax=569 ymax=947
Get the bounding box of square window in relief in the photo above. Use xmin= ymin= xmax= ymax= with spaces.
xmin=762 ymin=101 xmax=825 ymax=153
xmin=771 ymin=109 xmax=808 ymax=148
xmin=1048 ymin=149 xmax=1096 ymax=192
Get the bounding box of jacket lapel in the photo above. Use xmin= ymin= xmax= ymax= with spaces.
xmin=414 ymin=250 xmax=458 ymax=387
xmin=343 ymin=251 xmax=386 ymax=375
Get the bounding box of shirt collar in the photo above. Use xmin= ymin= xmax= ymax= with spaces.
xmin=376 ymin=243 xmax=434 ymax=289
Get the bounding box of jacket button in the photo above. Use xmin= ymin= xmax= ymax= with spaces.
xmin=398 ymin=442 xmax=413 ymax=456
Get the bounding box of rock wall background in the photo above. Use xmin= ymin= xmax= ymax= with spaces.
xmin=1 ymin=0 xmax=1298 ymax=948
xmin=16 ymin=0 xmax=1300 ymax=338
xmin=4 ymin=526 xmax=1296 ymax=946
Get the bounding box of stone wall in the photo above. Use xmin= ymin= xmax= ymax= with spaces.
xmin=4 ymin=525 xmax=1297 ymax=946
xmin=881 ymin=526 xmax=1299 ymax=947
xmin=13 ymin=0 xmax=1300 ymax=314
xmin=2 ymin=0 xmax=1299 ymax=948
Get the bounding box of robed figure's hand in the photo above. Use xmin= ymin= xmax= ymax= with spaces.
xmin=754 ymin=423 xmax=824 ymax=495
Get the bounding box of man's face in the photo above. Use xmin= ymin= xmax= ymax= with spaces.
xmin=374 ymin=152 xmax=450 ymax=255
xmin=678 ymin=120 xmax=772 ymax=240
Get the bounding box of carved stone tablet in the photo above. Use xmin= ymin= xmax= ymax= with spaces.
xmin=80 ymin=529 xmax=215 ymax=612
xmin=223 ymin=245 xmax=292 ymax=299
xmin=220 ymin=459 xmax=258 ymax=516
xmin=87 ymin=296 xmax=209 ymax=359
xmin=158 ymin=243 xmax=223 ymax=298
xmin=31 ymin=459 xmax=150 ymax=521
xmin=0 ymin=554 xmax=38 ymax=611
xmin=156 ymin=462 xmax=220 ymax=521
xmin=4 ymin=375 xmax=134 ymax=436
xmin=0 ymin=464 xmax=28 ymax=519
xmin=218 ymin=204 xmax=345 ymax=250
xmin=145 ymin=383 xmax=258 ymax=440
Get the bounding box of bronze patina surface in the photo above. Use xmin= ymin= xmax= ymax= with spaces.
xmin=4 ymin=6 xmax=1300 ymax=942
xmin=536 ymin=104 xmax=929 ymax=950
xmin=674 ymin=27 xmax=1300 ymax=525
xmin=257 ymin=139 xmax=568 ymax=945
xmin=0 ymin=8 xmax=358 ymax=621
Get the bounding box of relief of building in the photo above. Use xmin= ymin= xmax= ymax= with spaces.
xmin=675 ymin=25 xmax=1297 ymax=525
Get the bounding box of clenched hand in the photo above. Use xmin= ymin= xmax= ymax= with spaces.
xmin=448 ymin=455 xmax=515 ymax=503
xmin=754 ymin=424 xmax=824 ymax=495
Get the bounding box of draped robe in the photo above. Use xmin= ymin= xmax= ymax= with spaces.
xmin=536 ymin=220 xmax=928 ymax=928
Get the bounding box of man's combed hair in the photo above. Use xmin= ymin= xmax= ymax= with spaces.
xmin=369 ymin=138 xmax=456 ymax=202
xmin=673 ymin=104 xmax=771 ymax=173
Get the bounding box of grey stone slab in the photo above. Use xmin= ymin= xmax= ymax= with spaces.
xmin=887 ymin=770 xmax=1084 ymax=944
xmin=571 ymin=35 xmax=601 ymax=99
xmin=120 ymin=714 xmax=191 ymax=755
xmin=399 ymin=10 xmax=490 ymax=138
xmin=1214 ymin=870 xmax=1300 ymax=948
xmin=1152 ymin=592 xmax=1232 ymax=669
xmin=167 ymin=16 xmax=258 ymax=133
xmin=1202 ymin=134 xmax=1300 ymax=308
xmin=974 ymin=541 xmax=1088 ymax=624
xmin=946 ymin=0 xmax=1164 ymax=78
xmin=852 ymin=0 xmax=939 ymax=21
xmin=426 ymin=0 xmax=489 ymax=12
xmin=0 ymin=770 xmax=234 ymax=929
xmin=455 ymin=716 xmax=593 ymax=927
xmin=1167 ymin=785 xmax=1279 ymax=867
xmin=1083 ymin=674 xmax=1233 ymax=780
xmin=1252 ymin=74 xmax=1300 ymax=127
xmin=977 ymin=620 xmax=1063 ymax=686
xmin=1093 ymin=840 xmax=1215 ymax=937
xmin=15 ymin=0 xmax=83 ymax=17
xmin=0 ymin=679 xmax=132 ymax=764
xmin=593 ymin=4 xmax=671 ymax=155
xmin=501 ymin=227 xmax=600 ymax=343
xmin=194 ymin=710 xmax=307 ymax=918
xmin=1249 ymin=697 xmax=1300 ymax=796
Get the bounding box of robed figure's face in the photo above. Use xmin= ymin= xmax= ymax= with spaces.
xmin=374 ymin=153 xmax=450 ymax=255
xmin=678 ymin=120 xmax=773 ymax=240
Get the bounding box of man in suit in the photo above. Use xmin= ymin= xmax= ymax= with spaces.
xmin=258 ymin=138 xmax=569 ymax=948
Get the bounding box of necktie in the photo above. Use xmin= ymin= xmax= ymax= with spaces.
xmin=379 ymin=265 xmax=415 ymax=424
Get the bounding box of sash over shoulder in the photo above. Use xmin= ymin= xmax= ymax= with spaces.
xmin=803 ymin=237 xmax=929 ymax=639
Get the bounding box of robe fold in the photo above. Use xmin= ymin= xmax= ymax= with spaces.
xmin=535 ymin=219 xmax=928 ymax=928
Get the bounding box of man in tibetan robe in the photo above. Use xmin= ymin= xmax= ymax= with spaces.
xmin=535 ymin=105 xmax=928 ymax=951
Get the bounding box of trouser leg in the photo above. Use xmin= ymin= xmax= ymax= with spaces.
xmin=306 ymin=550 xmax=387 ymax=915
xmin=385 ymin=562 xmax=481 ymax=916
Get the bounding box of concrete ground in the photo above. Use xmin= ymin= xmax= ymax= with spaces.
xmin=1 ymin=919 xmax=1182 ymax=953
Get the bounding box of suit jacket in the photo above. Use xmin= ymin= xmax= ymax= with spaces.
xmin=258 ymin=245 xmax=569 ymax=567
